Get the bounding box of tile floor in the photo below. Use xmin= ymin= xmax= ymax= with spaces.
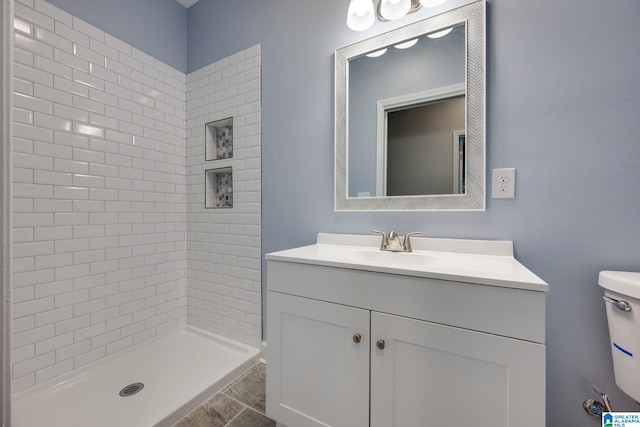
xmin=174 ymin=363 xmax=275 ymax=427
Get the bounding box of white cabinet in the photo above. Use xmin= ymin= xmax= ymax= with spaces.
xmin=266 ymin=260 xmax=546 ymax=427
xmin=370 ymin=312 xmax=545 ymax=427
xmin=266 ymin=292 xmax=369 ymax=427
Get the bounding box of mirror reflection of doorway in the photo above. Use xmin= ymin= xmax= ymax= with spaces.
xmin=453 ymin=130 xmax=466 ymax=194
xmin=385 ymin=95 xmax=465 ymax=196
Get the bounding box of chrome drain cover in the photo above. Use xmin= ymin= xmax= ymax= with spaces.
xmin=119 ymin=382 xmax=144 ymax=397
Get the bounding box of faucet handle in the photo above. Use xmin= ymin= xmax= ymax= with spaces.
xmin=402 ymin=232 xmax=422 ymax=252
xmin=371 ymin=230 xmax=388 ymax=250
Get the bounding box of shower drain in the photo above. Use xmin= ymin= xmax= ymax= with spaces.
xmin=119 ymin=382 xmax=144 ymax=397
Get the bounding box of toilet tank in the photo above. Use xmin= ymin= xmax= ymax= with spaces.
xmin=599 ymin=270 xmax=640 ymax=402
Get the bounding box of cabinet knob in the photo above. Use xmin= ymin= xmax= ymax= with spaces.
xmin=376 ymin=339 xmax=386 ymax=350
xmin=353 ymin=333 xmax=362 ymax=344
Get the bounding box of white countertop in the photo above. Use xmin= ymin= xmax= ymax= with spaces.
xmin=266 ymin=233 xmax=548 ymax=292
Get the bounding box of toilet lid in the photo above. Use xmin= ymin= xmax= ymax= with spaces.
xmin=599 ymin=270 xmax=640 ymax=299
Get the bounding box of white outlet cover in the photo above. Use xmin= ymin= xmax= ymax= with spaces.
xmin=492 ymin=168 xmax=516 ymax=198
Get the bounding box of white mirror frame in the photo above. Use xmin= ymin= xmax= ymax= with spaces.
xmin=335 ymin=0 xmax=486 ymax=211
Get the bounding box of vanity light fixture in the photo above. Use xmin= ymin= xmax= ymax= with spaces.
xmin=379 ymin=0 xmax=412 ymax=20
xmin=426 ymin=27 xmax=453 ymax=38
xmin=365 ymin=40 xmax=415 ymax=59
xmin=365 ymin=40 xmax=416 ymax=59
xmin=394 ymin=38 xmax=418 ymax=49
xmin=366 ymin=48 xmax=388 ymax=57
xmin=347 ymin=0 xmax=449 ymax=31
xmin=347 ymin=0 xmax=376 ymax=31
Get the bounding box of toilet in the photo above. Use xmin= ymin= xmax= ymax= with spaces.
xmin=599 ymin=270 xmax=640 ymax=402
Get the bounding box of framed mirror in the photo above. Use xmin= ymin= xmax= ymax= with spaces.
xmin=335 ymin=0 xmax=485 ymax=211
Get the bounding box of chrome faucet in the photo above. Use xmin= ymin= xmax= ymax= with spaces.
xmin=372 ymin=230 xmax=421 ymax=252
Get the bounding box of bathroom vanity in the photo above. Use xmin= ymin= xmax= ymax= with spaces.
xmin=265 ymin=233 xmax=547 ymax=427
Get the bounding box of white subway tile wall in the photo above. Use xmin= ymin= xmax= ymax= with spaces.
xmin=185 ymin=45 xmax=262 ymax=350
xmin=11 ymin=0 xmax=191 ymax=392
xmin=12 ymin=0 xmax=262 ymax=394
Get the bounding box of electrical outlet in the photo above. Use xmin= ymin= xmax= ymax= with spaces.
xmin=492 ymin=168 xmax=516 ymax=198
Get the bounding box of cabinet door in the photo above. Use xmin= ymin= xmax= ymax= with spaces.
xmin=370 ymin=312 xmax=545 ymax=427
xmin=266 ymin=292 xmax=370 ymax=427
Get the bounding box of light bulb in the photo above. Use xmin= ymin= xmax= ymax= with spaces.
xmin=419 ymin=0 xmax=447 ymax=7
xmin=380 ymin=0 xmax=411 ymax=20
xmin=394 ymin=39 xmax=418 ymax=49
xmin=347 ymin=0 xmax=375 ymax=31
xmin=366 ymin=48 xmax=387 ymax=58
xmin=427 ymin=27 xmax=452 ymax=38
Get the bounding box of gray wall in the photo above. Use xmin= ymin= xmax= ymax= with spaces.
xmin=22 ymin=0 xmax=640 ymax=424
xmin=188 ymin=0 xmax=640 ymax=424
xmin=46 ymin=0 xmax=188 ymax=72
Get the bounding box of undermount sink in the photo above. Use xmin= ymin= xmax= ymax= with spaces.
xmin=343 ymin=249 xmax=438 ymax=266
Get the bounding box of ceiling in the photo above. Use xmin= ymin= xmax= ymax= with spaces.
xmin=175 ymin=0 xmax=200 ymax=8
